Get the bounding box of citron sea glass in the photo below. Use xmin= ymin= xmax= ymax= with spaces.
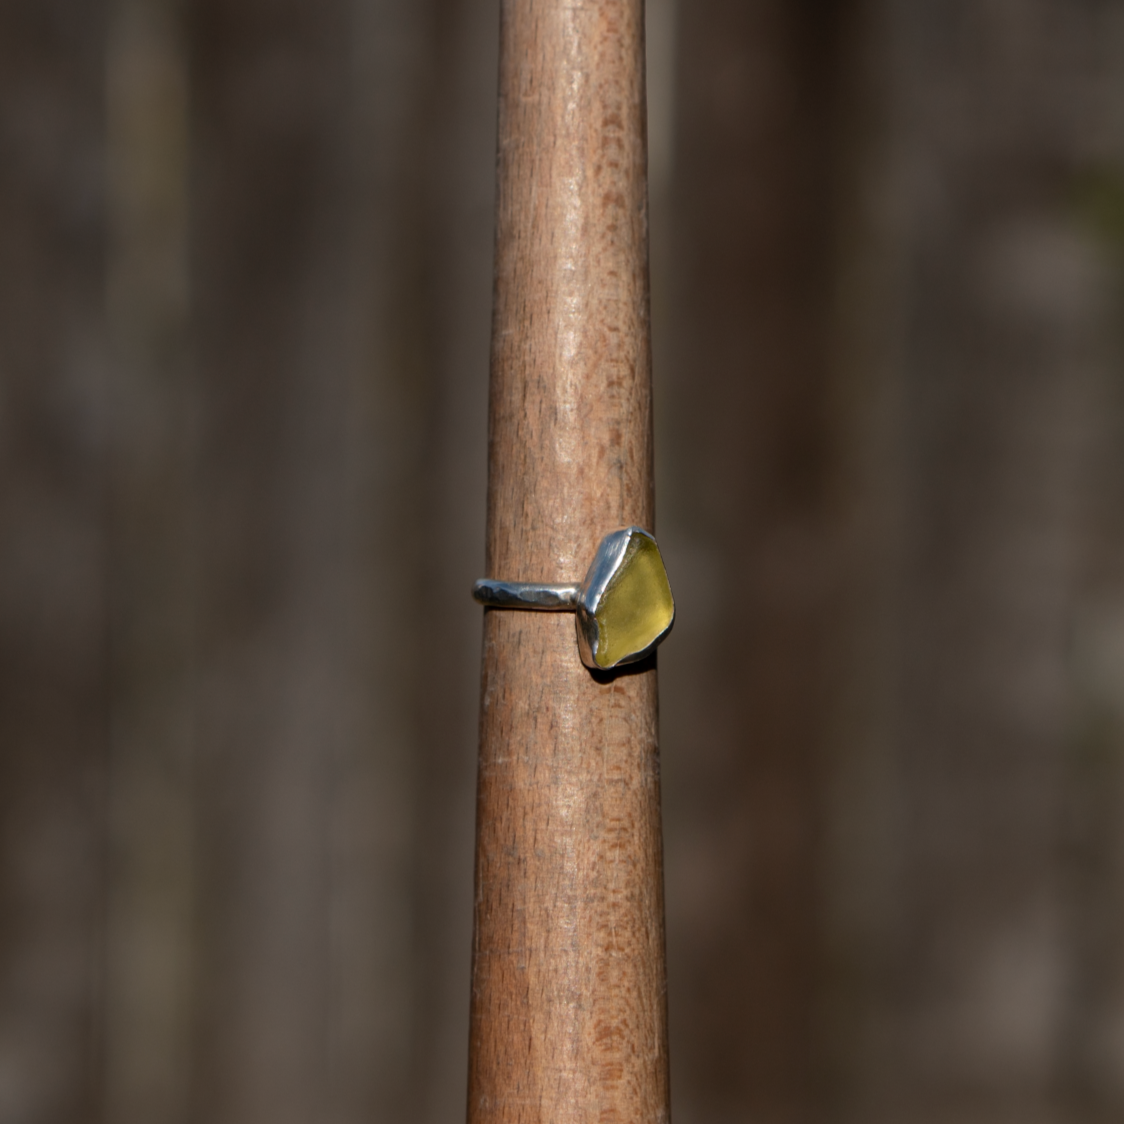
xmin=592 ymin=533 xmax=675 ymax=668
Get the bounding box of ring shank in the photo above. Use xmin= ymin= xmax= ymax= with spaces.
xmin=472 ymin=580 xmax=579 ymax=610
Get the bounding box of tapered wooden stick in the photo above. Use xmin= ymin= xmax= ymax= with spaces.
xmin=467 ymin=2 xmax=669 ymax=1122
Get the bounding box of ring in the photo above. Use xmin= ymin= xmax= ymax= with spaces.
xmin=473 ymin=526 xmax=675 ymax=670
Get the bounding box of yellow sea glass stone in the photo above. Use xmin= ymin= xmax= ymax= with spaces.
xmin=593 ymin=533 xmax=675 ymax=668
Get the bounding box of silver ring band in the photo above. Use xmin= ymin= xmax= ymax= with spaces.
xmin=472 ymin=580 xmax=579 ymax=610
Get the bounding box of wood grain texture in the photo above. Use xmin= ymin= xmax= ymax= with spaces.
xmin=467 ymin=1 xmax=669 ymax=1122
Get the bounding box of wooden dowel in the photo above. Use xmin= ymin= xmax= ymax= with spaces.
xmin=467 ymin=2 xmax=669 ymax=1122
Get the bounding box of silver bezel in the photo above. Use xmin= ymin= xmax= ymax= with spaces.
xmin=575 ymin=527 xmax=675 ymax=670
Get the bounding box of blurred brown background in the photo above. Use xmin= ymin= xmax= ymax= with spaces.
xmin=4 ymin=0 xmax=1124 ymax=1122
